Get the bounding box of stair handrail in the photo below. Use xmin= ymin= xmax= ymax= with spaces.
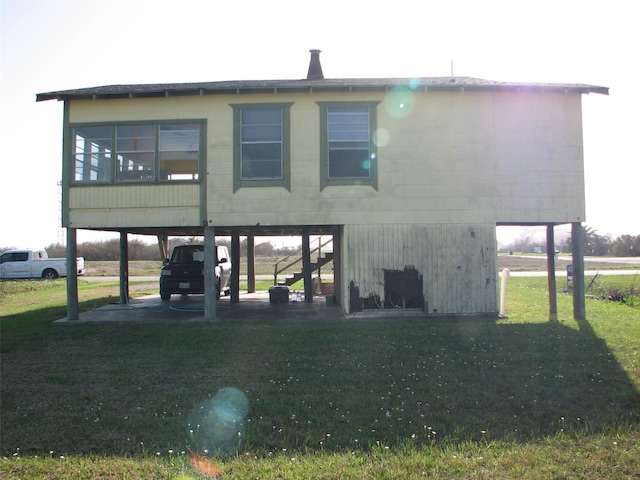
xmin=273 ymin=238 xmax=333 ymax=285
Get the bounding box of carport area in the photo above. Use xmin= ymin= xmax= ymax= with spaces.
xmin=63 ymin=225 xmax=342 ymax=322
xmin=54 ymin=291 xmax=345 ymax=325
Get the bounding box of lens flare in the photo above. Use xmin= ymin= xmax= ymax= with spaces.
xmin=373 ymin=129 xmax=390 ymax=147
xmin=187 ymin=387 xmax=249 ymax=458
xmin=190 ymin=453 xmax=224 ymax=478
xmin=408 ymin=78 xmax=422 ymax=90
xmin=384 ymin=86 xmax=415 ymax=118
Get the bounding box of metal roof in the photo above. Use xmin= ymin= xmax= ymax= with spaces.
xmin=36 ymin=76 xmax=609 ymax=102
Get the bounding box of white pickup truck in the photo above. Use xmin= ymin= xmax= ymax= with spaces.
xmin=0 ymin=249 xmax=85 ymax=279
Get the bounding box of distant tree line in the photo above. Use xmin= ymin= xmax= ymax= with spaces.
xmin=505 ymin=226 xmax=640 ymax=257
xmin=32 ymin=237 xmax=299 ymax=261
xmin=575 ymin=227 xmax=640 ymax=257
xmin=3 ymin=227 xmax=638 ymax=259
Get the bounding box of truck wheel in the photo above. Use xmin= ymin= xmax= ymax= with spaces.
xmin=160 ymin=292 xmax=171 ymax=301
xmin=42 ymin=269 xmax=59 ymax=280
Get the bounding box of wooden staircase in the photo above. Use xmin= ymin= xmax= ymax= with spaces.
xmin=283 ymin=252 xmax=333 ymax=286
xmin=273 ymin=238 xmax=334 ymax=286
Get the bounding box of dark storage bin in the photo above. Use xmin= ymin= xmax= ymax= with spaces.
xmin=269 ymin=285 xmax=289 ymax=304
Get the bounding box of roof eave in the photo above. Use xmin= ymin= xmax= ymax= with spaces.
xmin=35 ymin=80 xmax=609 ymax=102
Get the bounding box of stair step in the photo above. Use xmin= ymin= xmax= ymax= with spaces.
xmin=280 ymin=251 xmax=334 ymax=286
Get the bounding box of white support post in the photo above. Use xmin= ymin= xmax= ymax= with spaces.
xmin=499 ymin=268 xmax=510 ymax=317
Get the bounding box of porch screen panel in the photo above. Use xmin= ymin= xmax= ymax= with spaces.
xmin=159 ymin=124 xmax=200 ymax=180
xmin=116 ymin=125 xmax=156 ymax=181
xmin=72 ymin=126 xmax=113 ymax=182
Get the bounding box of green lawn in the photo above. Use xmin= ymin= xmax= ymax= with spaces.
xmin=1 ymin=276 xmax=638 ymax=479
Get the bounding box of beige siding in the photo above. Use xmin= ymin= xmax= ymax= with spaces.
xmin=492 ymin=92 xmax=585 ymax=223
xmin=68 ymin=184 xmax=200 ymax=229
xmin=342 ymin=223 xmax=498 ymax=315
xmin=68 ymin=89 xmax=585 ymax=229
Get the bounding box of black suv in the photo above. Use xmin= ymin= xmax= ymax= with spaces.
xmin=159 ymin=245 xmax=231 ymax=300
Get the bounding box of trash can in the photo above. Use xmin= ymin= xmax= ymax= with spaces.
xmin=269 ymin=285 xmax=289 ymax=304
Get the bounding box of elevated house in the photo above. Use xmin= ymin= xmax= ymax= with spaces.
xmin=37 ymin=50 xmax=608 ymax=320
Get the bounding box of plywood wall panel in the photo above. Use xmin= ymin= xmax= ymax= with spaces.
xmin=343 ymin=223 xmax=498 ymax=315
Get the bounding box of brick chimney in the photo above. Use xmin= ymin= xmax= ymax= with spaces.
xmin=307 ymin=49 xmax=324 ymax=80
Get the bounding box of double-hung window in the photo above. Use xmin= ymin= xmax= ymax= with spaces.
xmin=318 ymin=101 xmax=379 ymax=190
xmin=71 ymin=121 xmax=203 ymax=183
xmin=232 ymin=103 xmax=292 ymax=191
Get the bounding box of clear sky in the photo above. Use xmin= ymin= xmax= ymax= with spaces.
xmin=1 ymin=0 xmax=638 ymax=250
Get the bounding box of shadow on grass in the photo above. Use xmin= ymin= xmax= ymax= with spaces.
xmin=1 ymin=314 xmax=639 ymax=456
xmin=0 ymin=296 xmax=121 ymax=353
xmin=242 ymin=318 xmax=640 ymax=453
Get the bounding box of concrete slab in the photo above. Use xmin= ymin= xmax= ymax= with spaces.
xmin=54 ymin=291 xmax=347 ymax=324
